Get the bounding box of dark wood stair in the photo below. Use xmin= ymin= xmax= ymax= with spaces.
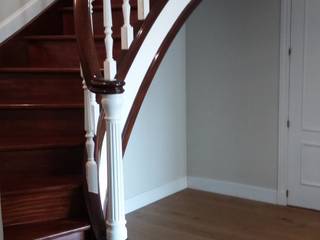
xmin=0 ymin=0 xmax=141 ymax=239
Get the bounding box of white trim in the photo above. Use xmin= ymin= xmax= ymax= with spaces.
xmin=188 ymin=177 xmax=277 ymax=204
xmin=278 ymin=0 xmax=292 ymax=206
xmin=125 ymin=177 xmax=187 ymax=213
xmin=0 ymin=0 xmax=56 ymax=44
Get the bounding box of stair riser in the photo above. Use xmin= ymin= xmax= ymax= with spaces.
xmin=26 ymin=39 xmax=120 ymax=67
xmin=0 ymin=109 xmax=84 ymax=140
xmin=0 ymin=72 xmax=83 ymax=105
xmin=2 ymin=186 xmax=85 ymax=226
xmin=52 ymin=232 xmax=88 ymax=240
xmin=62 ymin=7 xmax=138 ymax=35
xmin=0 ymin=146 xmax=83 ymax=175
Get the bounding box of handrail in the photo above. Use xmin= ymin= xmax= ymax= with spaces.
xmin=74 ymin=0 xmax=125 ymax=94
xmin=74 ymin=1 xmax=202 ymax=240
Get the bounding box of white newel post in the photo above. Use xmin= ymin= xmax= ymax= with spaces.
xmin=101 ymin=94 xmax=127 ymax=240
xmin=121 ymin=0 xmax=134 ymax=49
xmin=137 ymin=0 xmax=150 ymax=20
xmin=104 ymin=0 xmax=117 ymax=80
xmin=83 ymin=81 xmax=99 ymax=194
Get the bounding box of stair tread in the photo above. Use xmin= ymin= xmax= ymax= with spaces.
xmin=0 ymin=175 xmax=82 ymax=195
xmin=4 ymin=218 xmax=90 ymax=240
xmin=0 ymin=135 xmax=84 ymax=151
xmin=24 ymin=34 xmax=120 ymax=41
xmin=0 ymin=67 xmax=81 ymax=73
xmin=62 ymin=2 xmax=137 ymax=11
xmin=0 ymin=103 xmax=83 ymax=110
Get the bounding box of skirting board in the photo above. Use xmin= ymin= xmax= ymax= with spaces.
xmin=0 ymin=0 xmax=56 ymax=44
xmin=125 ymin=177 xmax=187 ymax=214
xmin=188 ymin=177 xmax=277 ymax=204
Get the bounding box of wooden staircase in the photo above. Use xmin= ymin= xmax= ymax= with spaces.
xmin=0 ymin=0 xmax=201 ymax=239
xmin=0 ymin=0 xmax=141 ymax=239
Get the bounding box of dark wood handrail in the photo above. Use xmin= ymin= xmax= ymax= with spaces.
xmin=75 ymin=0 xmax=202 ymax=238
xmin=74 ymin=0 xmax=125 ymax=94
xmin=95 ymin=0 xmax=202 ymax=157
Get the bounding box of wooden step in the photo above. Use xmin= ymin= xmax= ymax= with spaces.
xmin=0 ymin=175 xmax=86 ymax=226
xmin=0 ymin=108 xmax=84 ymax=147
xmin=0 ymin=144 xmax=83 ymax=175
xmin=62 ymin=2 xmax=138 ymax=35
xmin=25 ymin=35 xmax=121 ymax=67
xmin=0 ymin=67 xmax=83 ymax=106
xmin=4 ymin=219 xmax=90 ymax=240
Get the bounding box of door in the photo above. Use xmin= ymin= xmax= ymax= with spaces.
xmin=288 ymin=0 xmax=320 ymax=210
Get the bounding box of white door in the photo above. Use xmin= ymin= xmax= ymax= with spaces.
xmin=288 ymin=0 xmax=320 ymax=210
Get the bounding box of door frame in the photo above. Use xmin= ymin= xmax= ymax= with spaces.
xmin=277 ymin=0 xmax=292 ymax=206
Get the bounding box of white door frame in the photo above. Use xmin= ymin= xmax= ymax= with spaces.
xmin=277 ymin=0 xmax=292 ymax=206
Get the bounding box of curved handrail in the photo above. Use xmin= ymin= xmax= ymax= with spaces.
xmin=75 ymin=0 xmax=202 ymax=238
xmin=74 ymin=0 xmax=125 ymax=94
xmin=94 ymin=0 xmax=169 ymax=164
xmin=95 ymin=0 xmax=202 ymax=156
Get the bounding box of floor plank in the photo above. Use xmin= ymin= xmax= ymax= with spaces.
xmin=127 ymin=189 xmax=320 ymax=240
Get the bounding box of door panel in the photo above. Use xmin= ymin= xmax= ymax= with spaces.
xmin=288 ymin=0 xmax=320 ymax=210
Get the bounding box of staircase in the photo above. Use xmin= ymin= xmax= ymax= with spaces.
xmin=0 ymin=0 xmax=201 ymax=239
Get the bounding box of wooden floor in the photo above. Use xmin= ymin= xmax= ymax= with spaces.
xmin=126 ymin=189 xmax=320 ymax=240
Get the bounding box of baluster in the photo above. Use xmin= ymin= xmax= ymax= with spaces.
xmin=137 ymin=0 xmax=149 ymax=20
xmin=103 ymin=0 xmax=117 ymax=80
xmin=121 ymin=0 xmax=134 ymax=49
xmin=81 ymin=0 xmax=98 ymax=194
xmin=83 ymin=80 xmax=99 ymax=194
xmin=101 ymin=94 xmax=127 ymax=240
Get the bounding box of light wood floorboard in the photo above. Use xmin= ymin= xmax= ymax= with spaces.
xmin=127 ymin=189 xmax=320 ymax=240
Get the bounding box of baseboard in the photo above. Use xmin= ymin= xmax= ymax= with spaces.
xmin=0 ymin=0 xmax=56 ymax=44
xmin=188 ymin=176 xmax=277 ymax=204
xmin=125 ymin=177 xmax=187 ymax=213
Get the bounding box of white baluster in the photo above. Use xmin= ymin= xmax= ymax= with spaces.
xmin=89 ymin=0 xmax=95 ymax=28
xmin=138 ymin=0 xmax=149 ymax=20
xmin=121 ymin=0 xmax=134 ymax=49
xmin=83 ymin=80 xmax=99 ymax=194
xmin=101 ymin=94 xmax=127 ymax=240
xmin=104 ymin=0 xmax=117 ymax=80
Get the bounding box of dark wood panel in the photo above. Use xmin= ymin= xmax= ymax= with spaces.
xmin=0 ymin=146 xmax=83 ymax=175
xmin=62 ymin=4 xmax=138 ymax=35
xmin=4 ymin=219 xmax=90 ymax=240
xmin=26 ymin=35 xmax=121 ymax=67
xmin=1 ymin=176 xmax=86 ymax=226
xmin=0 ymin=108 xmax=84 ymax=141
xmin=0 ymin=69 xmax=83 ymax=106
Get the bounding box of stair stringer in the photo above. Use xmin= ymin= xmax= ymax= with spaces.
xmin=97 ymin=0 xmax=202 ymax=218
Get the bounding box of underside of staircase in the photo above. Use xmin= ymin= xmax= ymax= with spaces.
xmin=0 ymin=0 xmax=201 ymax=239
xmin=0 ymin=0 xmax=143 ymax=239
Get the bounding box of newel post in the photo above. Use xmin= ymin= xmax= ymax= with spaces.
xmin=101 ymin=92 xmax=127 ymax=240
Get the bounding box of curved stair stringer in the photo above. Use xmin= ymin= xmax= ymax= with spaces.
xmin=96 ymin=0 xmax=201 ymax=218
xmin=121 ymin=0 xmax=202 ymax=150
xmin=80 ymin=0 xmax=202 ymax=239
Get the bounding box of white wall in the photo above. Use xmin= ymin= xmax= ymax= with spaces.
xmin=0 ymin=0 xmax=32 ymax=23
xmin=124 ymin=27 xmax=187 ymax=200
xmin=186 ymin=0 xmax=280 ymax=190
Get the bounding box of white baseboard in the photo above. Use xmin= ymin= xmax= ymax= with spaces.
xmin=0 ymin=0 xmax=56 ymax=44
xmin=125 ymin=177 xmax=187 ymax=213
xmin=188 ymin=176 xmax=277 ymax=204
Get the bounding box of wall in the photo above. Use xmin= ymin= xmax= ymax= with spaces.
xmin=0 ymin=0 xmax=32 ymax=23
xmin=124 ymin=27 xmax=187 ymax=201
xmin=187 ymin=0 xmax=280 ymax=190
